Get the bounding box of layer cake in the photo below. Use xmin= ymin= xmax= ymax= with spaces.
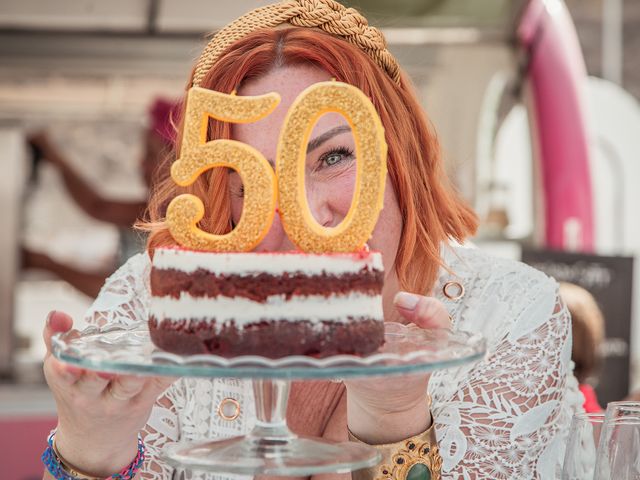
xmin=148 ymin=247 xmax=385 ymax=358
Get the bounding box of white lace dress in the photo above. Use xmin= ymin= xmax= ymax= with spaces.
xmin=83 ymin=244 xmax=583 ymax=479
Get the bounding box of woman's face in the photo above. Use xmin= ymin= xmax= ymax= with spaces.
xmin=231 ymin=65 xmax=403 ymax=315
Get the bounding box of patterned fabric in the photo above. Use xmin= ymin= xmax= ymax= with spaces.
xmin=429 ymin=245 xmax=583 ymax=479
xmin=83 ymin=244 xmax=583 ymax=479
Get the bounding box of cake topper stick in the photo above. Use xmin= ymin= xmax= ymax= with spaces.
xmin=277 ymin=81 xmax=387 ymax=253
xmin=167 ymin=87 xmax=280 ymax=252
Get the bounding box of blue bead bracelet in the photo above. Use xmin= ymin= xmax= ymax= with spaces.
xmin=42 ymin=431 xmax=145 ymax=480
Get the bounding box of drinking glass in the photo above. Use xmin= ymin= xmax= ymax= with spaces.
xmin=562 ymin=412 xmax=605 ymax=480
xmin=594 ymin=402 xmax=640 ymax=480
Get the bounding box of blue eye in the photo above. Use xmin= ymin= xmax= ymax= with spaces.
xmin=325 ymin=153 xmax=342 ymax=166
xmin=320 ymin=147 xmax=354 ymax=168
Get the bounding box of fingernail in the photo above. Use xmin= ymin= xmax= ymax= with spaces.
xmin=97 ymin=372 xmax=114 ymax=380
xmin=394 ymin=291 xmax=420 ymax=311
xmin=46 ymin=311 xmax=56 ymax=326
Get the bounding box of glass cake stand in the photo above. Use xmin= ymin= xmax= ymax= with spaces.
xmin=52 ymin=322 xmax=485 ymax=476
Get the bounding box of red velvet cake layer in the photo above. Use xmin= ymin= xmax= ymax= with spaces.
xmin=150 ymin=268 xmax=383 ymax=302
xmin=148 ymin=316 xmax=384 ymax=358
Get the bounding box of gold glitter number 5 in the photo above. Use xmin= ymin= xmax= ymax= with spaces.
xmin=167 ymin=87 xmax=280 ymax=252
xmin=167 ymin=82 xmax=387 ymax=253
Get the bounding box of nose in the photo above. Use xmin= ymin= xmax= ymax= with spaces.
xmin=253 ymin=210 xmax=297 ymax=252
xmin=306 ymin=182 xmax=334 ymax=228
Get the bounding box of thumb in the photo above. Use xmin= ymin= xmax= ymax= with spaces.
xmin=393 ymin=292 xmax=450 ymax=330
xmin=43 ymin=310 xmax=74 ymax=354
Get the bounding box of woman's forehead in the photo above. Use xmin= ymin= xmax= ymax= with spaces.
xmin=237 ymin=64 xmax=331 ymax=99
xmin=233 ymin=65 xmax=352 ymax=144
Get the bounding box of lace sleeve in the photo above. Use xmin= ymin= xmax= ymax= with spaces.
xmin=140 ymin=383 xmax=182 ymax=479
xmin=430 ymin=247 xmax=585 ymax=479
xmin=431 ymin=284 xmax=582 ymax=479
xmin=82 ymin=252 xmax=151 ymax=328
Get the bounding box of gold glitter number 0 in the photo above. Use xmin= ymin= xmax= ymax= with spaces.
xmin=167 ymin=82 xmax=387 ymax=253
xmin=277 ymin=81 xmax=387 ymax=253
xmin=167 ymin=87 xmax=280 ymax=252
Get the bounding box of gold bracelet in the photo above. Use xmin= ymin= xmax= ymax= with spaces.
xmin=51 ymin=437 xmax=103 ymax=480
xmin=348 ymin=411 xmax=441 ymax=480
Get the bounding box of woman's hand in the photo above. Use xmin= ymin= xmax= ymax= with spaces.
xmin=344 ymin=292 xmax=450 ymax=444
xmin=43 ymin=311 xmax=174 ymax=476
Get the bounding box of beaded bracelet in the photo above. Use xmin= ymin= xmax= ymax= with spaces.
xmin=42 ymin=431 xmax=145 ymax=480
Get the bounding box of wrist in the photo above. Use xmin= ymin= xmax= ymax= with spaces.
xmin=347 ymin=392 xmax=431 ymax=444
xmin=53 ymin=428 xmax=140 ymax=477
xmin=349 ymin=417 xmax=442 ymax=480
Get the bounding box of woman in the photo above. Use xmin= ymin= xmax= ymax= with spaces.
xmin=42 ymin=1 xmax=582 ymax=479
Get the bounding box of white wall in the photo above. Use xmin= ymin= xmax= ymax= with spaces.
xmin=0 ymin=128 xmax=28 ymax=374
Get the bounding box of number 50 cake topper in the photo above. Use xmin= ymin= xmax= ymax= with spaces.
xmin=166 ymin=81 xmax=387 ymax=253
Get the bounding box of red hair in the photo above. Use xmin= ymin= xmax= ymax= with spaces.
xmin=143 ymin=28 xmax=477 ymax=294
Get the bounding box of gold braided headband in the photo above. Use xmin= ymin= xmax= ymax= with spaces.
xmin=192 ymin=0 xmax=401 ymax=87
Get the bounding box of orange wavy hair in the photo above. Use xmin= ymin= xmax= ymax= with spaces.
xmin=143 ymin=27 xmax=477 ymax=294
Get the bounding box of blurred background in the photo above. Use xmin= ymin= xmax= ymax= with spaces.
xmin=0 ymin=0 xmax=638 ymax=478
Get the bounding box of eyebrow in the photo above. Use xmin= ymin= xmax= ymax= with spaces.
xmin=261 ymin=125 xmax=353 ymax=166
xmin=306 ymin=125 xmax=352 ymax=153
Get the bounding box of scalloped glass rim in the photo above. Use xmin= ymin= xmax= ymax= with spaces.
xmin=52 ymin=321 xmax=486 ymax=379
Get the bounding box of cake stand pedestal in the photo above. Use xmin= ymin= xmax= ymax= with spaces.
xmin=52 ymin=322 xmax=485 ymax=476
xmin=166 ymin=379 xmax=378 ymax=475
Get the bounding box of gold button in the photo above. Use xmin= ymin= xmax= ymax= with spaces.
xmin=443 ymin=281 xmax=465 ymax=300
xmin=218 ymin=397 xmax=241 ymax=421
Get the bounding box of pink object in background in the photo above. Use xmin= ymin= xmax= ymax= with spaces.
xmin=0 ymin=416 xmax=57 ymax=480
xmin=149 ymin=97 xmax=181 ymax=147
xmin=517 ymin=0 xmax=595 ymax=252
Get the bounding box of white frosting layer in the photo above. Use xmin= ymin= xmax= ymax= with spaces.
xmin=150 ymin=291 xmax=383 ymax=327
xmin=153 ymin=248 xmax=383 ymax=276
